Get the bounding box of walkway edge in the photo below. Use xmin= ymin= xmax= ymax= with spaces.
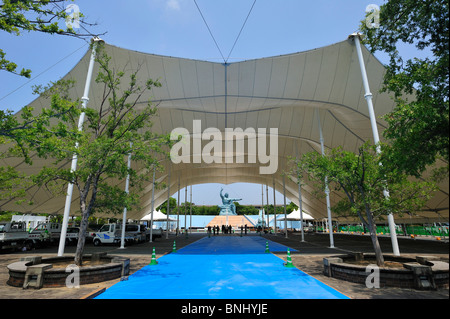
xmin=81 ymin=287 xmax=106 ymax=299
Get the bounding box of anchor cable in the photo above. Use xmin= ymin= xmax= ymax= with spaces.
xmin=193 ymin=0 xmax=226 ymax=63
xmin=225 ymin=0 xmax=257 ymax=63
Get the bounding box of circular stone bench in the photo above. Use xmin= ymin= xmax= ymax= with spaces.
xmin=323 ymin=253 xmax=449 ymax=290
xmin=7 ymin=253 xmax=130 ymax=289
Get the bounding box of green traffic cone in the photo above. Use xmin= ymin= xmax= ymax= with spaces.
xmin=265 ymin=241 xmax=270 ymax=253
xmin=283 ymin=248 xmax=295 ymax=268
xmin=172 ymin=240 xmax=177 ymax=253
xmin=149 ymin=247 xmax=158 ymax=265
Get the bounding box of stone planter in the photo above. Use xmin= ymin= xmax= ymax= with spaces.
xmin=323 ymin=253 xmax=449 ymax=290
xmin=7 ymin=253 xmax=130 ymax=289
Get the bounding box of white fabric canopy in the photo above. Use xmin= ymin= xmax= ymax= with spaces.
xmin=1 ymin=37 xmax=447 ymax=223
xmin=277 ymin=209 xmax=314 ymax=221
xmin=141 ymin=210 xmax=176 ymax=222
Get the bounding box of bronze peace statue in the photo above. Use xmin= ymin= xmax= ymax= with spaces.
xmin=218 ymin=188 xmax=242 ymax=215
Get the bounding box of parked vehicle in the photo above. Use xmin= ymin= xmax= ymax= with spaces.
xmin=65 ymin=227 xmax=79 ymax=245
xmin=28 ymin=222 xmax=61 ymax=246
xmin=85 ymin=227 xmax=97 ymax=243
xmin=64 ymin=227 xmax=91 ymax=245
xmin=93 ymin=223 xmax=133 ymax=246
xmin=0 ymin=222 xmax=33 ymax=251
xmin=147 ymin=225 xmax=164 ymax=241
xmin=125 ymin=224 xmax=147 ymax=243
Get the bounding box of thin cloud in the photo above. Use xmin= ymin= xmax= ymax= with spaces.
xmin=166 ymin=0 xmax=181 ymax=11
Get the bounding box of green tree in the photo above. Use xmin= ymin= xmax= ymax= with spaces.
xmin=31 ymin=44 xmax=170 ymax=265
xmin=1 ymin=0 xmax=101 ymax=205
xmin=0 ymin=211 xmax=16 ymax=222
xmin=178 ymin=202 xmax=199 ymax=215
xmin=360 ymin=0 xmax=449 ymax=177
xmin=0 ymin=165 xmax=30 ymax=202
xmin=1 ymin=79 xmax=79 ymax=161
xmin=158 ymin=197 xmax=177 ymax=215
xmin=236 ymin=203 xmax=258 ymax=215
xmin=1 ymin=0 xmax=99 ymax=78
xmin=1 ymin=79 xmax=80 ymax=208
xmin=295 ymin=142 xmax=436 ymax=266
xmin=205 ymin=205 xmax=219 ymax=215
xmin=286 ymin=202 xmax=298 ymax=214
xmin=196 ymin=205 xmax=219 ymax=215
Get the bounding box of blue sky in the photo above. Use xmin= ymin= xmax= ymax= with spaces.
xmin=1 ymin=0 xmax=418 ymax=206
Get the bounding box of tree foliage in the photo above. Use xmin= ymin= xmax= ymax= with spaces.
xmin=0 ymin=78 xmax=80 ymax=207
xmin=360 ymin=0 xmax=449 ymax=177
xmin=1 ymin=79 xmax=79 ymax=161
xmin=294 ymin=142 xmax=437 ymax=266
xmin=158 ymin=197 xmax=177 ymax=215
xmin=1 ymin=1 xmax=102 ymax=205
xmin=1 ymin=0 xmax=100 ymax=78
xmin=26 ymin=43 xmax=170 ymax=265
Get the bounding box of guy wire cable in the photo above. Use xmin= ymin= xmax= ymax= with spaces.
xmin=226 ymin=0 xmax=257 ymax=63
xmin=193 ymin=0 xmax=226 ymax=63
xmin=0 ymin=42 xmax=88 ymax=103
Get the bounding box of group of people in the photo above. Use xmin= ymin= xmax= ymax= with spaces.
xmin=207 ymin=224 xmax=249 ymax=235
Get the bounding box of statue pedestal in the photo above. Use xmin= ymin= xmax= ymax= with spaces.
xmin=219 ymin=206 xmax=236 ymax=216
xmin=206 ymin=215 xmax=254 ymax=229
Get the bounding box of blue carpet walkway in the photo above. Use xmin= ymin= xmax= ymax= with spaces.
xmin=96 ymin=236 xmax=349 ymax=299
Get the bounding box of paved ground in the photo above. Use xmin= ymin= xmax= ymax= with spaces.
xmin=0 ymin=233 xmax=202 ymax=299
xmin=265 ymin=232 xmax=449 ymax=299
xmin=0 ymin=231 xmax=448 ymax=299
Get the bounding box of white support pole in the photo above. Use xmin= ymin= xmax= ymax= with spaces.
xmin=166 ymin=164 xmax=171 ymax=239
xmin=351 ymin=33 xmax=400 ymax=256
xmin=273 ymin=179 xmax=277 ymax=235
xmin=266 ymin=184 xmax=270 ymax=230
xmin=261 ymin=184 xmax=264 ymax=227
xmin=149 ymin=168 xmax=156 ymax=243
xmin=189 ymin=185 xmax=192 ymax=234
xmin=119 ymin=143 xmax=132 ymax=249
xmin=298 ymin=176 xmax=305 ymax=242
xmin=317 ymin=109 xmax=335 ymax=248
xmin=177 ymin=177 xmax=180 ymax=236
xmin=184 ymin=186 xmax=188 ymax=236
xmin=295 ymin=141 xmax=305 ymax=242
xmin=283 ymin=175 xmax=288 ymax=239
xmin=57 ymin=38 xmax=102 ymax=257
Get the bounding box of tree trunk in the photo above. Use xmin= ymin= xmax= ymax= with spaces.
xmin=366 ymin=208 xmax=385 ymax=267
xmin=74 ymin=210 xmax=89 ymax=266
xmin=74 ymin=175 xmax=99 ymax=266
xmin=74 ymin=191 xmax=89 ymax=266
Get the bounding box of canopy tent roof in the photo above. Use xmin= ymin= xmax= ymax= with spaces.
xmin=277 ymin=209 xmax=314 ymax=221
xmin=1 ymin=37 xmax=448 ymax=223
xmin=141 ymin=210 xmax=176 ymax=222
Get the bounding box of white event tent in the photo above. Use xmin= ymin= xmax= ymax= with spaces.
xmin=141 ymin=211 xmax=176 ymax=222
xmin=277 ymin=209 xmax=314 ymax=222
